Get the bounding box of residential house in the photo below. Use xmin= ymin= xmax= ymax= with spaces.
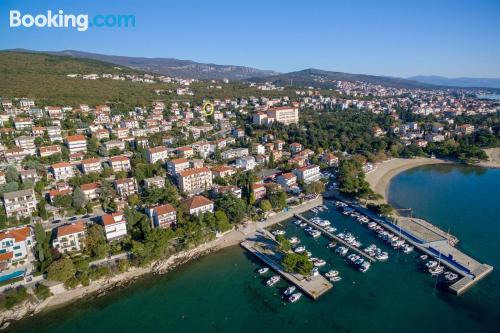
xmin=51 ymin=162 xmax=74 ymax=180
xmin=147 ymin=204 xmax=177 ymax=229
xmin=101 ymin=212 xmax=127 ymax=241
xmin=81 ymin=158 xmax=102 ymax=174
xmin=293 ymin=164 xmax=321 ymax=184
xmin=109 ymin=155 xmax=131 ymax=173
xmin=143 ymin=176 xmax=165 ymax=189
xmin=3 ymin=189 xmax=37 ymax=218
xmin=65 ymin=134 xmax=87 ymax=154
xmin=147 ymin=146 xmax=169 ymax=164
xmin=182 ymin=195 xmax=214 ymax=216
xmin=177 ymin=167 xmax=213 ymax=193
xmin=167 ymin=158 xmax=190 ymax=175
xmin=0 ymin=226 xmax=34 ymax=272
xmin=52 ymin=221 xmax=86 ymax=253
xmin=114 ymin=178 xmax=138 ymax=198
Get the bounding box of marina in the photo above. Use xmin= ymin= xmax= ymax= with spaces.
xmin=294 ymin=213 xmax=376 ymax=262
xmin=240 ymin=230 xmax=332 ymax=300
xmin=326 ymin=193 xmax=494 ymax=295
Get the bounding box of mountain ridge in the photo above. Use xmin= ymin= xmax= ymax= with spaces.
xmin=5 ymin=49 xmax=279 ymax=80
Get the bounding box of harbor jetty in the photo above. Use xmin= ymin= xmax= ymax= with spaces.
xmin=241 ymin=229 xmax=332 ymax=300
xmin=325 ymin=193 xmax=493 ymax=295
xmin=294 ymin=213 xmax=376 ymax=262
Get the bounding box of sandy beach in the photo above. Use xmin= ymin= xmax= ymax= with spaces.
xmin=477 ymin=148 xmax=500 ymax=169
xmin=365 ymin=158 xmax=448 ymax=203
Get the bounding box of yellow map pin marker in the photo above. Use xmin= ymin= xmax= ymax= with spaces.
xmin=202 ymin=102 xmax=214 ymax=116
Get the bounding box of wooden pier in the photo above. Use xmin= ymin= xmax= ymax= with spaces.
xmin=241 ymin=232 xmax=332 ymax=300
xmin=294 ymin=214 xmax=376 ymax=262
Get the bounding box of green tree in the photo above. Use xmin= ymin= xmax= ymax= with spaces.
xmin=85 ymin=224 xmax=109 ymax=258
xmin=47 ymin=258 xmax=76 ymax=282
xmin=259 ymin=200 xmax=272 ymax=212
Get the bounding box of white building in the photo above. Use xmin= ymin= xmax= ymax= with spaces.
xmin=182 ymin=195 xmax=214 ymax=216
xmin=147 ymin=146 xmax=169 ymax=164
xmin=146 ymin=204 xmax=177 ymax=229
xmin=101 ymin=212 xmax=127 ymax=241
xmin=65 ymin=134 xmax=87 ymax=154
xmin=177 ymin=167 xmax=213 ymax=193
xmin=0 ymin=226 xmax=34 ymax=273
xmin=2 ymin=189 xmax=37 ymax=218
xmin=51 ymin=162 xmax=74 ymax=180
xmin=167 ymin=158 xmax=190 ymax=175
xmin=293 ymin=164 xmax=321 ymax=184
xmin=81 ymin=158 xmax=102 ymax=174
xmin=109 ymin=155 xmax=131 ymax=172
xmin=235 ymin=156 xmax=256 ymax=171
xmin=114 ymin=178 xmax=138 ymax=198
xmin=52 ymin=221 xmax=86 ymax=253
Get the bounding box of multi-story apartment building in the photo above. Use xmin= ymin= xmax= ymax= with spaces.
xmin=51 ymin=162 xmax=74 ymax=180
xmin=39 ymin=145 xmax=61 ymax=158
xmin=293 ymin=164 xmax=321 ymax=184
xmin=52 ymin=221 xmax=86 ymax=253
xmin=65 ymin=134 xmax=87 ymax=154
xmin=143 ymin=176 xmax=165 ymax=189
xmin=14 ymin=136 xmax=36 ymax=155
xmin=101 ymin=212 xmax=127 ymax=241
xmin=0 ymin=226 xmax=34 ymax=272
xmin=166 ymin=158 xmax=190 ymax=175
xmin=2 ymin=189 xmax=37 ymax=218
xmin=177 ymin=167 xmax=213 ymax=193
xmin=114 ymin=178 xmax=138 ymax=198
xmin=267 ymin=106 xmax=299 ymax=125
xmin=146 ymin=204 xmax=177 ymax=229
xmin=109 ymin=155 xmax=131 ymax=172
xmin=147 ymin=146 xmax=169 ymax=164
xmin=81 ymin=158 xmax=102 ymax=174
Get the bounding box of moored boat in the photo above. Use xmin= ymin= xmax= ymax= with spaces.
xmin=288 ymin=292 xmax=302 ymax=303
xmin=258 ymin=267 xmax=269 ymax=274
xmin=266 ymin=275 xmax=281 ymax=286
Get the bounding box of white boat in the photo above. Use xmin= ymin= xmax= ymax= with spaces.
xmin=288 ymin=292 xmax=302 ymax=303
xmin=426 ymin=260 xmax=438 ymax=269
xmin=289 ymin=237 xmax=300 ymax=244
xmin=284 ymin=286 xmax=296 ymax=296
xmin=299 ymin=222 xmax=308 ymax=228
xmin=325 ymin=226 xmax=337 ymax=233
xmin=420 ymin=254 xmax=428 ymax=260
xmin=325 ymin=270 xmax=339 ymax=278
xmin=310 ymin=230 xmax=322 ymax=238
xmin=272 ymin=229 xmax=285 ymax=236
xmin=327 ymin=242 xmax=337 ymax=249
xmin=336 ymin=246 xmax=348 ymax=256
xmin=330 ymin=276 xmax=342 ymax=282
xmin=375 ymin=252 xmax=389 ymax=261
xmin=429 ymin=266 xmax=444 ymax=276
xmin=359 ymin=262 xmax=371 ymax=272
xmin=305 ymin=251 xmax=312 ymax=257
xmin=294 ymin=246 xmax=306 ymax=253
xmin=445 ymin=273 xmax=458 ymax=282
xmin=294 ymin=220 xmax=302 ymax=226
xmin=258 ymin=267 xmax=269 ymax=274
xmin=313 ymin=259 xmax=326 ymax=267
xmin=403 ymin=244 xmax=414 ymax=253
xmin=266 ymin=275 xmax=281 ymax=286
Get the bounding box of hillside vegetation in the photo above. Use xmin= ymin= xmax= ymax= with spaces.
xmin=0 ymin=52 xmax=172 ymax=106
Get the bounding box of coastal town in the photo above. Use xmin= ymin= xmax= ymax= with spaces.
xmin=0 ymin=58 xmax=498 ymax=327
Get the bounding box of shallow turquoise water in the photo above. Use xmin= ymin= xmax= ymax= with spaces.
xmin=8 ymin=165 xmax=500 ymax=333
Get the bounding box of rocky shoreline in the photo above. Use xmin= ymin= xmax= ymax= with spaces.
xmin=0 ymin=233 xmax=239 ymax=330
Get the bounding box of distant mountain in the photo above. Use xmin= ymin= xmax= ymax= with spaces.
xmin=248 ymin=68 xmax=437 ymax=90
xmin=409 ymin=75 xmax=500 ymax=89
xmin=6 ymin=49 xmax=279 ymax=80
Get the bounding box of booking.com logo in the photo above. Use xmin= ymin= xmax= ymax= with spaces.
xmin=9 ymin=10 xmax=135 ymax=32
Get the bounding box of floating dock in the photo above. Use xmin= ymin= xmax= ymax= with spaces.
xmin=241 ymin=232 xmax=332 ymax=300
xmin=325 ymin=194 xmax=493 ymax=295
xmin=294 ymin=213 xmax=376 ymax=262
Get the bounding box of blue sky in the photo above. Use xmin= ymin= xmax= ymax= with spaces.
xmin=1 ymin=0 xmax=499 ymax=78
